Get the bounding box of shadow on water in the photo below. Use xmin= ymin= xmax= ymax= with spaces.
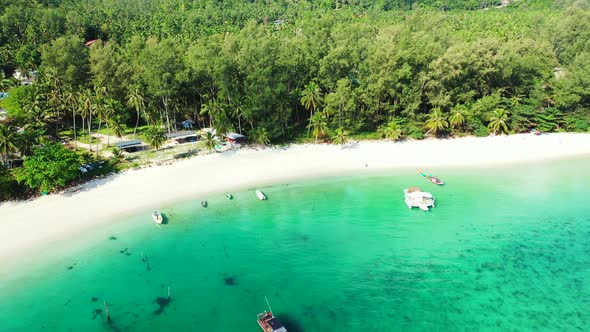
xmin=160 ymin=213 xmax=169 ymax=225
xmin=102 ymin=318 xmax=122 ymax=332
xmin=153 ymin=297 xmax=172 ymax=315
xmin=280 ymin=314 xmax=305 ymax=332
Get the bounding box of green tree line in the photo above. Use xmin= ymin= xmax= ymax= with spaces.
xmin=1 ymin=0 xmax=590 ymax=200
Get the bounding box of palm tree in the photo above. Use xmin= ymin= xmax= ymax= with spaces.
xmin=144 ymin=126 xmax=167 ymax=151
xmin=0 ymin=73 xmax=11 ymax=92
xmin=127 ymin=88 xmax=145 ymax=139
xmin=378 ymin=121 xmax=403 ymax=141
xmin=230 ymin=96 xmax=245 ymax=134
xmin=199 ymin=102 xmax=213 ymax=128
xmin=93 ymin=105 xmax=105 ymax=157
xmin=109 ymin=116 xmax=125 ymax=144
xmin=79 ymin=89 xmax=95 ymax=148
xmin=449 ymin=105 xmax=467 ymax=129
xmin=0 ymin=124 xmax=17 ymax=166
xmin=332 ymin=127 xmax=349 ymax=145
xmin=46 ymin=88 xmax=62 ymax=134
xmin=44 ymin=67 xmax=62 ymax=92
xmin=102 ymin=99 xmax=118 ymax=147
xmin=214 ymin=113 xmax=234 ymax=138
xmin=17 ymin=128 xmax=38 ymax=157
xmin=25 ymin=97 xmax=52 ymax=131
xmin=425 ymin=108 xmax=449 ymax=136
xmin=488 ymin=108 xmax=510 ymax=135
xmin=307 ymin=112 xmax=329 ymax=143
xmin=300 ymin=82 xmax=323 ymax=134
xmin=111 ymin=147 xmax=124 ymax=163
xmin=63 ymin=89 xmax=79 ymax=150
xmin=201 ymin=131 xmax=219 ymax=153
xmin=252 ymin=127 xmax=270 ymax=146
xmin=93 ymin=87 xmax=107 ymax=155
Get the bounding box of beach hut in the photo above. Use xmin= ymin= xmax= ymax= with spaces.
xmin=181 ymin=120 xmax=195 ymax=130
xmin=114 ymin=139 xmax=147 ymax=153
xmin=167 ymin=131 xmax=199 ymax=144
xmin=12 ymin=69 xmax=36 ymax=85
xmin=226 ymin=132 xmax=246 ymax=144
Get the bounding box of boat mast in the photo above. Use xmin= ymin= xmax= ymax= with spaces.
xmin=265 ymin=296 xmax=273 ymax=314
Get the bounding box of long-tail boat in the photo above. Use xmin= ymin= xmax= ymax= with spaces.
xmin=417 ymin=170 xmax=445 ymax=185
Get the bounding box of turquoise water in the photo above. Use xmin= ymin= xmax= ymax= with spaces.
xmin=1 ymin=158 xmax=590 ymax=331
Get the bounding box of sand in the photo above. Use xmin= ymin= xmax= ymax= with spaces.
xmin=1 ymin=133 xmax=589 ymax=263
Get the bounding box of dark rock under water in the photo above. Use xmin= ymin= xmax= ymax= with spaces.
xmin=153 ymin=297 xmax=171 ymax=315
xmin=91 ymin=309 xmax=102 ymax=319
xmin=224 ymin=276 xmax=236 ymax=286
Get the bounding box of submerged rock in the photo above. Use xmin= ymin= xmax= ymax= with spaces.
xmin=91 ymin=309 xmax=102 ymax=319
xmin=153 ymin=297 xmax=171 ymax=315
xmin=224 ymin=276 xmax=236 ymax=286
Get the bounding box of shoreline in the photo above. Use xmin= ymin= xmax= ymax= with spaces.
xmin=1 ymin=133 xmax=590 ymax=265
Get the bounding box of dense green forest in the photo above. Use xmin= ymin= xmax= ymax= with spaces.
xmin=1 ymin=0 xmax=590 ymax=198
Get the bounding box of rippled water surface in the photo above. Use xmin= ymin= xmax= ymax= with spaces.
xmin=1 ymin=158 xmax=590 ymax=331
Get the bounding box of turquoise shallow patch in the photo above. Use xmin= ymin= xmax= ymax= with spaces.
xmin=1 ymin=157 xmax=590 ymax=331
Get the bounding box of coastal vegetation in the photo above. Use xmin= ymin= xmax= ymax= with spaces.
xmin=14 ymin=142 xmax=81 ymax=193
xmin=0 ymin=0 xmax=589 ymax=200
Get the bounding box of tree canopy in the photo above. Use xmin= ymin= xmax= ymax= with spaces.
xmin=14 ymin=142 xmax=81 ymax=193
xmin=0 ymin=0 xmax=589 ymax=201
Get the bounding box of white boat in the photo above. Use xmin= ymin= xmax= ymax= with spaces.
xmin=404 ymin=187 xmax=435 ymax=211
xmin=256 ymin=190 xmax=267 ymax=201
xmin=152 ymin=211 xmax=163 ymax=224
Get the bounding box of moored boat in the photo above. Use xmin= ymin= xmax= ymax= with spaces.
xmin=152 ymin=211 xmax=163 ymax=224
xmin=257 ymin=297 xmax=287 ymax=332
xmin=404 ymin=187 xmax=435 ymax=211
xmin=418 ymin=170 xmax=445 ymax=185
xmin=256 ymin=189 xmax=267 ymax=200
xmin=257 ymin=311 xmax=287 ymax=332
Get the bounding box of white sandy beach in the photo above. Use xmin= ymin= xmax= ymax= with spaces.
xmin=1 ymin=133 xmax=590 ymax=264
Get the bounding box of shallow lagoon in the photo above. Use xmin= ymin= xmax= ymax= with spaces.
xmin=1 ymin=157 xmax=590 ymax=331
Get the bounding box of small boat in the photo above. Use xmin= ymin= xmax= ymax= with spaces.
xmin=256 ymin=189 xmax=267 ymax=201
xmin=257 ymin=311 xmax=287 ymax=332
xmin=404 ymin=187 xmax=435 ymax=211
xmin=152 ymin=211 xmax=163 ymax=224
xmin=201 ymin=201 xmax=208 ymax=208
xmin=225 ymin=194 xmax=233 ymax=200
xmin=257 ymin=297 xmax=287 ymax=332
xmin=418 ymin=170 xmax=445 ymax=185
